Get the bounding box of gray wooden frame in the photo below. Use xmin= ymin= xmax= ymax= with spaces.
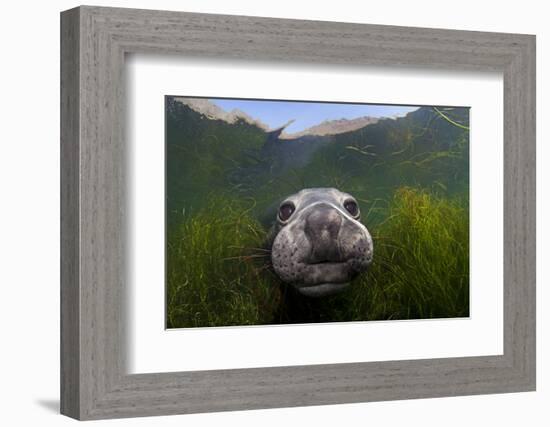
xmin=60 ymin=5 xmax=536 ymax=420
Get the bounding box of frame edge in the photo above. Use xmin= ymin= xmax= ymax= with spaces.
xmin=60 ymin=6 xmax=81 ymax=420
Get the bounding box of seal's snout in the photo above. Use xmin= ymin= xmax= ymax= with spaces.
xmin=269 ymin=188 xmax=374 ymax=297
xmin=305 ymin=204 xmax=343 ymax=263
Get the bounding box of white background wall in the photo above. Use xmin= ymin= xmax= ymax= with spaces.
xmin=0 ymin=0 xmax=547 ymax=425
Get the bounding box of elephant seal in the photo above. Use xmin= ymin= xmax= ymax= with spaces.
xmin=269 ymin=188 xmax=373 ymax=297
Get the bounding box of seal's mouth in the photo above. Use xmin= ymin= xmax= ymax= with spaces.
xmin=309 ymin=260 xmax=340 ymax=265
xmin=298 ymin=260 xmax=356 ymax=285
xmin=290 ymin=258 xmax=362 ymax=297
xmin=297 ymin=282 xmax=350 ymax=297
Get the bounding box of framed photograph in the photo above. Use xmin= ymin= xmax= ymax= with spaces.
xmin=60 ymin=5 xmax=536 ymax=420
xmin=163 ymin=97 xmax=469 ymax=327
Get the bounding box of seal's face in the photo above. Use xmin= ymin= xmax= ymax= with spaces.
xmin=270 ymin=188 xmax=373 ymax=297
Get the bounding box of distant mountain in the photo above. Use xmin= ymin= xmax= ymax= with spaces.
xmin=173 ymin=97 xmax=271 ymax=131
xmin=280 ymin=116 xmax=379 ymax=139
xmin=260 ymin=106 xmax=467 ymax=173
xmin=174 ymin=97 xmax=381 ymax=138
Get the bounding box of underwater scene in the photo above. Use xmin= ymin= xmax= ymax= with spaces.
xmin=165 ymin=96 xmax=470 ymax=328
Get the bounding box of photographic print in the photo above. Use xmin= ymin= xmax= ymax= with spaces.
xmin=165 ymin=96 xmax=470 ymax=328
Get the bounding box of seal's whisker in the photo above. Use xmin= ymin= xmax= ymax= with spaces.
xmin=227 ymin=245 xmax=271 ymax=253
xmin=221 ymin=254 xmax=269 ymax=261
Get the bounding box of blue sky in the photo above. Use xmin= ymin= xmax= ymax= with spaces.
xmin=211 ymin=99 xmax=419 ymax=133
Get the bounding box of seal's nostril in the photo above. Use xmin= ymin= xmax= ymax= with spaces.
xmin=304 ymin=205 xmax=343 ymax=263
xmin=304 ymin=205 xmax=342 ymax=240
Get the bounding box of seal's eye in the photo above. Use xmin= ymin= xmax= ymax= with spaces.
xmin=278 ymin=202 xmax=295 ymax=222
xmin=344 ymin=200 xmax=360 ymax=217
